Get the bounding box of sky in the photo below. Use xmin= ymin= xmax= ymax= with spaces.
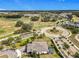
xmin=0 ymin=0 xmax=79 ymax=10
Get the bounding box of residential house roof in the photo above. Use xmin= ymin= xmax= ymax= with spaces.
xmin=27 ymin=42 xmax=49 ymax=54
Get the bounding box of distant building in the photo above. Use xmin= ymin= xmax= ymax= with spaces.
xmin=24 ymin=14 xmax=40 ymax=17
xmin=59 ymin=13 xmax=72 ymax=19
xmin=26 ymin=42 xmax=49 ymax=54
xmin=64 ymin=21 xmax=79 ymax=27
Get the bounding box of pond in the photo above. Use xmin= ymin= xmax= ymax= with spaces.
xmin=48 ymin=47 xmax=55 ymax=54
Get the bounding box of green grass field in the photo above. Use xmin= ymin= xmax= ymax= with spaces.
xmin=40 ymin=54 xmax=60 ymax=58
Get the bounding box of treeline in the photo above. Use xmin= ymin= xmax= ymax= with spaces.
xmin=0 ymin=14 xmax=23 ymax=18
xmin=72 ymin=12 xmax=79 ymax=17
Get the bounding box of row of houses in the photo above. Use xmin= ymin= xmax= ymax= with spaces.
xmin=63 ymin=21 xmax=79 ymax=27
xmin=0 ymin=42 xmax=49 ymax=58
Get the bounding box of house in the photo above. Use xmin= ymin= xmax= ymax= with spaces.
xmin=64 ymin=21 xmax=79 ymax=27
xmin=26 ymin=42 xmax=49 ymax=54
xmin=59 ymin=13 xmax=72 ymax=18
xmin=68 ymin=46 xmax=77 ymax=55
xmin=0 ymin=50 xmax=17 ymax=58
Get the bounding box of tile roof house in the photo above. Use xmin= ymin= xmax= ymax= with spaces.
xmin=64 ymin=21 xmax=79 ymax=27
xmin=26 ymin=42 xmax=49 ymax=54
xmin=0 ymin=50 xmax=17 ymax=58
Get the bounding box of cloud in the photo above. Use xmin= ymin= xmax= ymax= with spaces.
xmin=0 ymin=8 xmax=6 ymax=10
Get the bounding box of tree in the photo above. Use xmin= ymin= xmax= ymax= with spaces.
xmin=2 ymin=37 xmax=15 ymax=46
xmin=21 ymin=23 xmax=33 ymax=32
xmin=7 ymin=37 xmax=14 ymax=43
xmin=74 ymin=52 xmax=79 ymax=58
xmin=10 ymin=43 xmax=16 ymax=50
xmin=0 ymin=45 xmax=3 ymax=50
xmin=51 ymin=16 xmax=58 ymax=22
xmin=20 ymin=39 xmax=30 ymax=46
xmin=63 ymin=42 xmax=70 ymax=49
xmin=15 ymin=36 xmax=21 ymax=43
xmin=31 ymin=16 xmax=39 ymax=21
xmin=51 ymin=18 xmax=56 ymax=22
xmin=33 ymin=32 xmax=38 ymax=39
xmin=29 ymin=51 xmax=40 ymax=58
xmin=38 ymin=33 xmax=45 ymax=39
xmin=15 ymin=20 xmax=23 ymax=27
xmin=14 ymin=29 xmax=23 ymax=34
xmin=41 ymin=16 xmax=50 ymax=22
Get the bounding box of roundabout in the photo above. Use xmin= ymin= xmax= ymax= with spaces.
xmin=75 ymin=34 xmax=79 ymax=42
xmin=41 ymin=26 xmax=71 ymax=38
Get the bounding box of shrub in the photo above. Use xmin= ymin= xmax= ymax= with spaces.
xmin=21 ymin=23 xmax=33 ymax=32
xmin=41 ymin=16 xmax=51 ymax=22
xmin=15 ymin=20 xmax=23 ymax=27
xmin=0 ymin=45 xmax=3 ymax=50
xmin=20 ymin=39 xmax=28 ymax=46
xmin=74 ymin=52 xmax=79 ymax=58
xmin=31 ymin=16 xmax=39 ymax=21
xmin=63 ymin=42 xmax=70 ymax=49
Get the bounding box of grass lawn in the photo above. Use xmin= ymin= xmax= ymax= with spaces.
xmin=22 ymin=53 xmax=60 ymax=58
xmin=0 ymin=17 xmax=30 ymax=36
xmin=0 ymin=55 xmax=8 ymax=58
xmin=40 ymin=54 xmax=60 ymax=58
xmin=14 ymin=37 xmax=33 ymax=49
xmin=20 ymin=17 xmax=55 ymax=30
xmin=33 ymin=22 xmax=55 ymax=30
xmin=0 ymin=18 xmax=17 ymax=35
xmin=0 ymin=17 xmax=55 ymax=35
xmin=47 ymin=28 xmax=63 ymax=35
xmin=0 ymin=28 xmax=5 ymax=34
xmin=20 ymin=17 xmax=31 ymax=23
xmin=22 ymin=54 xmax=29 ymax=58
xmin=0 ymin=33 xmax=19 ymax=39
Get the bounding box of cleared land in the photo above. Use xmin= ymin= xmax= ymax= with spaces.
xmin=0 ymin=18 xmax=17 ymax=35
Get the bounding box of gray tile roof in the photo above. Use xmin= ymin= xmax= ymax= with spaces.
xmin=0 ymin=50 xmax=17 ymax=58
xmin=27 ymin=42 xmax=49 ymax=54
xmin=65 ymin=21 xmax=79 ymax=27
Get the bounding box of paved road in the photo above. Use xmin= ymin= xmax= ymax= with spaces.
xmin=0 ymin=33 xmax=33 ymax=42
xmin=0 ymin=34 xmax=20 ymax=42
xmin=40 ymin=26 xmax=76 ymax=58
xmin=75 ymin=34 xmax=79 ymax=42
